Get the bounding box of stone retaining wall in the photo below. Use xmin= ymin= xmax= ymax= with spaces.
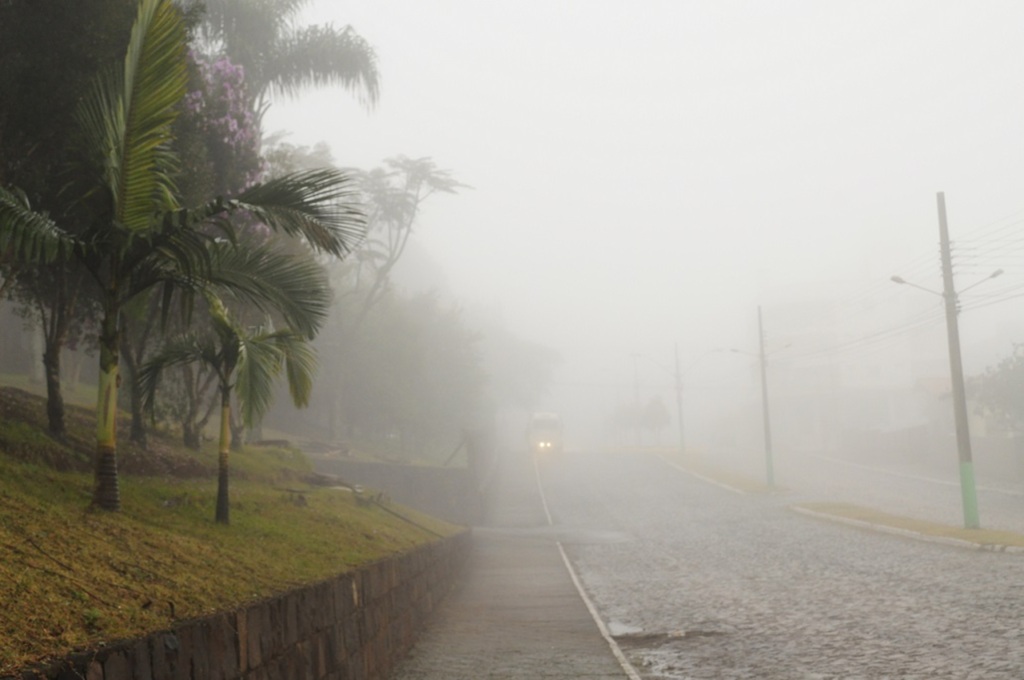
xmin=19 ymin=531 xmax=471 ymax=680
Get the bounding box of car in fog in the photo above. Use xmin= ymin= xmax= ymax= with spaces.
xmin=527 ymin=412 xmax=563 ymax=454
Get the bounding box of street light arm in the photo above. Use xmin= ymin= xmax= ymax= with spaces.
xmin=890 ymin=275 xmax=942 ymax=296
xmin=958 ymin=269 xmax=1004 ymax=294
xmin=893 ymin=269 xmax=1003 ymax=297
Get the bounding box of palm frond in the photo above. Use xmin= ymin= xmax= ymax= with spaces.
xmin=235 ymin=332 xmax=284 ymax=427
xmin=206 ymin=241 xmax=331 ymax=339
xmin=227 ymin=168 xmax=366 ymax=257
xmin=273 ymin=330 xmax=317 ymax=408
xmin=198 ymin=0 xmax=312 ymax=89
xmin=124 ymin=223 xmax=219 ymax=325
xmin=119 ymin=0 xmax=188 ymax=230
xmin=129 ymin=214 xmax=217 ymax=284
xmin=138 ymin=332 xmax=220 ymax=413
xmin=0 ymin=185 xmax=74 ymax=263
xmin=235 ymin=329 xmax=317 ymax=426
xmin=76 ymin=0 xmax=188 ymax=234
xmin=265 ymin=24 xmax=380 ymax=106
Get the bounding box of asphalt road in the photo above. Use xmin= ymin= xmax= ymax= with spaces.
xmin=541 ymin=450 xmax=1024 ymax=679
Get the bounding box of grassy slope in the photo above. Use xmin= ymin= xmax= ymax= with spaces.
xmin=0 ymin=385 xmax=460 ymax=674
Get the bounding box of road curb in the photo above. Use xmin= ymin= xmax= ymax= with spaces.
xmin=790 ymin=505 xmax=1024 ymax=554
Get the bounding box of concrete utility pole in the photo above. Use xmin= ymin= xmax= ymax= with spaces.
xmin=674 ymin=343 xmax=685 ymax=456
xmin=631 ymin=353 xmax=641 ymax=448
xmin=937 ymin=192 xmax=980 ymax=529
xmin=758 ymin=306 xmax=775 ymax=489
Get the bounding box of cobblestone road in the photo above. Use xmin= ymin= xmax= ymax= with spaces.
xmin=539 ymin=450 xmax=1024 ymax=679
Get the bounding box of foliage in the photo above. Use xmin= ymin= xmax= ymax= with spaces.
xmin=11 ymin=263 xmax=102 ymax=437
xmin=344 ymin=157 xmax=468 ymax=323
xmin=177 ymin=50 xmax=264 ymax=199
xmin=141 ymin=263 xmax=324 ymax=523
xmin=0 ymin=0 xmax=136 ymax=192
xmin=300 ymin=290 xmax=484 ymax=461
xmin=262 ymin=134 xmax=335 ymax=178
xmin=2 ymin=0 xmax=365 ymax=512
xmin=0 ymin=1 xmax=136 ymax=440
xmin=0 ymin=187 xmax=72 ymax=268
xmin=142 ymin=282 xmax=322 ymax=430
xmin=195 ymin=0 xmax=380 ymax=106
xmin=971 ymin=344 xmax=1024 ymax=434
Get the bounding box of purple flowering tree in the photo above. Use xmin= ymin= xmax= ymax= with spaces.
xmin=179 ymin=51 xmax=265 ymax=197
xmin=123 ymin=50 xmax=268 ymax=447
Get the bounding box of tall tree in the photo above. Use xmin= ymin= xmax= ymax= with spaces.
xmin=0 ymin=0 xmax=136 ymax=437
xmin=348 ymin=157 xmax=467 ymax=325
xmin=142 ymin=249 xmax=323 ymax=524
xmin=14 ymin=264 xmax=101 ymax=438
xmin=1 ymin=0 xmax=364 ymax=511
xmin=0 ymin=0 xmax=137 ymax=188
xmin=120 ymin=47 xmax=266 ymax=447
xmin=195 ymin=0 xmax=380 ymax=109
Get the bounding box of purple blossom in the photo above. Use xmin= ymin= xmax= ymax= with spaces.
xmin=184 ymin=52 xmax=263 ymax=193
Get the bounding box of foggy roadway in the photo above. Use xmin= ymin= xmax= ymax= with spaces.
xmin=538 ymin=450 xmax=1024 ymax=679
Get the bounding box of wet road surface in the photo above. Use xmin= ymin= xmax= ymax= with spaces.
xmin=542 ymin=450 xmax=1024 ymax=679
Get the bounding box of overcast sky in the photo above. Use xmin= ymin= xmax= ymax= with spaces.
xmin=265 ymin=1 xmax=1024 ymax=426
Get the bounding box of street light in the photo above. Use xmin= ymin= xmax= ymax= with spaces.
xmin=630 ymin=353 xmax=641 ymax=447
xmin=889 ymin=191 xmax=1002 ymax=529
xmin=673 ymin=344 xmax=684 ymax=457
xmin=732 ymin=306 xmax=779 ymax=489
xmin=890 ymin=268 xmax=1000 ymax=530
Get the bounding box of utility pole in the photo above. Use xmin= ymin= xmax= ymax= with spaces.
xmin=937 ymin=191 xmax=980 ymax=529
xmin=674 ymin=343 xmax=685 ymax=457
xmin=758 ymin=305 xmax=775 ymax=488
xmin=631 ymin=353 xmax=641 ymax=448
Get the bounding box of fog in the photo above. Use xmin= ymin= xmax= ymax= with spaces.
xmin=266 ymin=2 xmax=1024 ymax=459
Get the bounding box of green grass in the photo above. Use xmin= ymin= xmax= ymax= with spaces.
xmin=0 ymin=385 xmax=461 ymax=674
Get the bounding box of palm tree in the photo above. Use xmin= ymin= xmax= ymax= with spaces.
xmin=141 ymin=250 xmax=322 ymax=524
xmin=197 ymin=0 xmax=380 ymax=108
xmin=2 ymin=0 xmax=364 ymax=511
xmin=0 ymin=185 xmax=72 ymax=296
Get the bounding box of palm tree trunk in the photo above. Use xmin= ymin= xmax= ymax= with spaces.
xmin=215 ymin=387 xmax=231 ymax=524
xmin=120 ymin=334 xmax=148 ymax=448
xmin=93 ymin=300 xmax=121 ymax=511
xmin=43 ymin=345 xmax=65 ymax=439
xmin=40 ymin=268 xmax=71 ymax=439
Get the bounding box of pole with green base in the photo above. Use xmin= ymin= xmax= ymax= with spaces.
xmin=937 ymin=191 xmax=980 ymax=530
xmin=959 ymin=461 xmax=980 ymax=530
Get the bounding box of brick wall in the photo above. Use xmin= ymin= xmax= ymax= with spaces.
xmin=18 ymin=531 xmax=471 ymax=680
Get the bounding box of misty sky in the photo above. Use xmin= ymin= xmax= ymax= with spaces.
xmin=265 ymin=1 xmax=1024 ymax=426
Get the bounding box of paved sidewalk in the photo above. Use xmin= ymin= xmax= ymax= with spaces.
xmin=388 ymin=450 xmax=627 ymax=679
